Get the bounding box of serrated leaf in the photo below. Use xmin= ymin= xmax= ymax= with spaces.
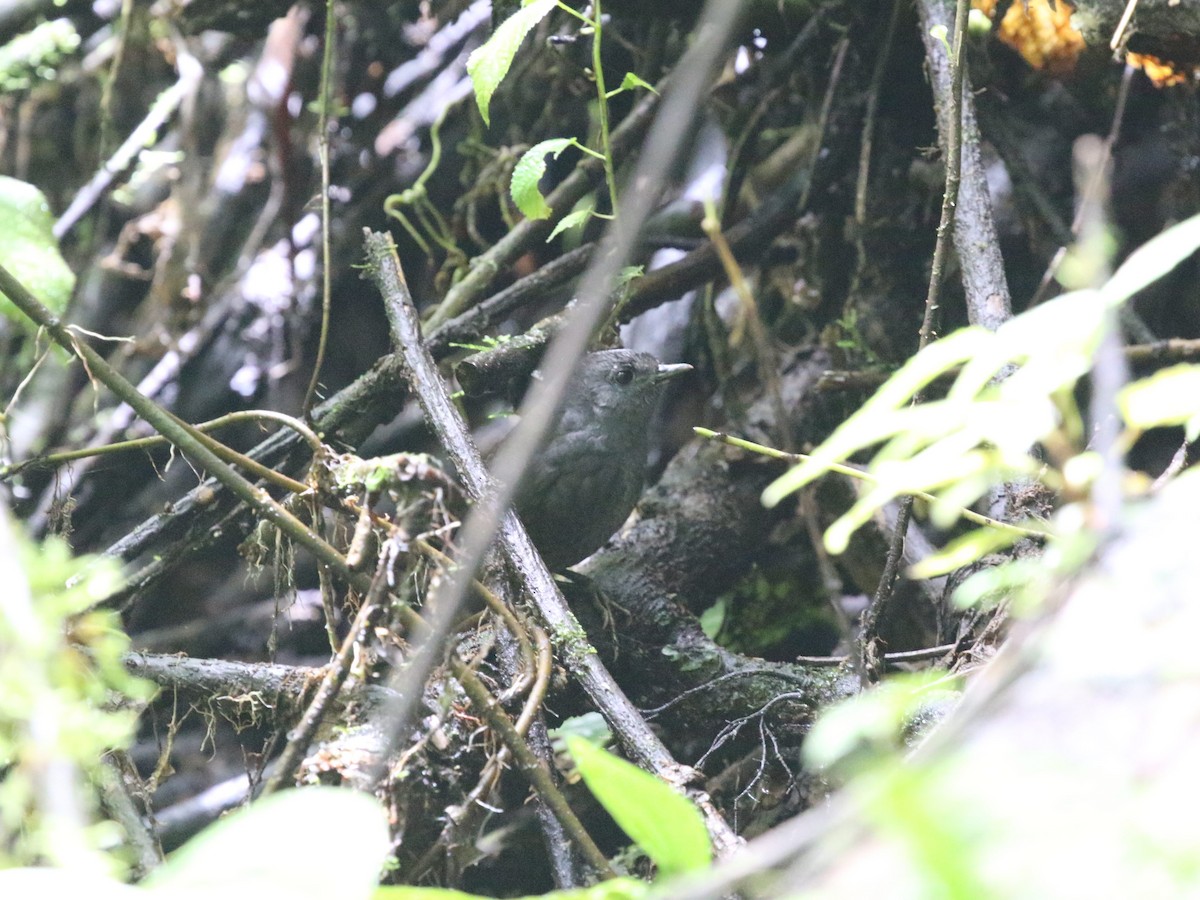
xmin=466 ymin=0 xmax=557 ymax=127
xmin=0 ymin=175 xmax=74 ymax=324
xmin=566 ymin=737 xmax=712 ymax=876
xmin=512 ymin=137 xmax=575 ymax=220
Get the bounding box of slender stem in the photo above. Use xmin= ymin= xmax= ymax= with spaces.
xmin=700 ymin=200 xmax=791 ymax=452
xmin=589 ymin=0 xmax=619 ymax=218
xmin=863 ymin=0 xmax=973 ymax=683
xmin=303 ymin=0 xmax=337 ymax=419
xmin=2 ymin=409 xmax=323 ymax=482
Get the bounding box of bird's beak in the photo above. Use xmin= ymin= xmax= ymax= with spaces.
xmin=652 ymin=363 xmax=692 ymax=383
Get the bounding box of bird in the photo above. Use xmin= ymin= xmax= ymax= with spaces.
xmin=512 ymin=349 xmax=691 ymax=570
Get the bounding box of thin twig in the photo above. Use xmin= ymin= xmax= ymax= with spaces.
xmin=449 ymin=646 xmax=614 ymax=877
xmin=860 ymin=0 xmax=973 ymax=684
xmin=2 ymin=409 xmax=323 ymax=482
xmin=261 ymin=588 xmax=383 ymax=796
xmin=97 ymin=753 xmax=162 ymax=876
xmin=855 ymin=0 xmax=902 ymax=226
xmin=302 ymin=0 xmax=337 ymax=419
xmin=917 ymin=0 xmax=1013 ymax=331
xmin=700 ymin=201 xmax=792 ymax=451
xmin=794 ymin=643 xmax=960 ymax=666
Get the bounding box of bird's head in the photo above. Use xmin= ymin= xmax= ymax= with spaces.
xmin=563 ymin=350 xmax=691 ymax=422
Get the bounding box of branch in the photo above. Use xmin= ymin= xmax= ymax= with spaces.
xmin=916 ymin=0 xmax=1013 ymax=331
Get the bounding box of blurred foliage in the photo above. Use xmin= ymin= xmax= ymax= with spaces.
xmin=0 ymin=19 xmax=79 ymax=92
xmin=0 ymin=511 xmax=154 ymax=871
xmin=764 ymin=212 xmax=1200 ymax=580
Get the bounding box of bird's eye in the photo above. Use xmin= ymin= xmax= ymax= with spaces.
xmin=613 ymin=365 xmax=634 ymax=386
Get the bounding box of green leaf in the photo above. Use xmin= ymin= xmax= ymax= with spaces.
xmin=511 ymin=137 xmax=576 ymax=220
xmin=565 ymin=737 xmax=712 ymax=876
xmin=0 ymin=19 xmax=80 ymax=92
xmin=1118 ymin=363 xmax=1200 ymax=440
xmin=615 ymin=265 xmax=645 ymax=289
xmin=549 ymin=711 xmax=612 ymax=748
xmin=908 ymin=526 xmax=1024 ymax=580
xmin=545 ymin=881 xmax=648 ymax=899
xmin=929 ymin=24 xmax=951 ymax=56
xmin=0 ymin=870 xmax=142 ymax=899
xmin=761 ymin=328 xmax=990 ymax=509
xmin=466 ymin=0 xmax=557 ymax=127
xmin=699 ymin=597 xmax=726 ymax=638
xmin=374 ymin=889 xmax=482 ymax=899
xmin=611 ymin=71 xmax=658 ymax=96
xmin=0 ymin=175 xmax=75 ymax=323
xmin=547 ymin=205 xmax=593 ymax=241
xmin=802 ymin=672 xmax=956 ymax=777
xmin=1101 ymin=211 xmax=1200 ymax=307
xmin=144 ymin=788 xmax=389 ymax=899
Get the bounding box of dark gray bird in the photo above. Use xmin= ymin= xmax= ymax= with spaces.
xmin=513 ymin=349 xmax=691 ymax=569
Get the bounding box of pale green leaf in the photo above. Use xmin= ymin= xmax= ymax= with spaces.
xmin=511 ymin=138 xmax=575 ymax=220
xmin=802 ymin=672 xmax=955 ymax=774
xmin=0 ymin=175 xmax=74 ymax=323
xmin=1118 ymin=364 xmax=1200 ymax=438
xmin=824 ymin=482 xmax=899 ymax=555
xmin=546 ymin=205 xmax=593 ymax=241
xmin=929 ymin=24 xmax=951 ymax=56
xmin=375 ymin=880 xmax=649 ymax=900
xmin=145 ymin=788 xmax=389 ymax=900
xmin=764 ymin=399 xmax=963 ymax=510
xmin=766 ymin=213 xmax=1200 ymax=566
xmin=926 ymin=457 xmax=1001 ymax=525
xmin=549 ymin=711 xmax=612 ymax=747
xmin=566 ymin=737 xmax=712 ymax=876
xmin=466 ymin=0 xmax=557 ymax=127
xmin=857 ymin=327 xmax=989 ymax=418
xmin=762 ymin=330 xmax=989 ymax=507
xmin=699 ymin=597 xmax=726 ymax=638
xmin=910 ymin=527 xmax=1023 ymax=579
xmin=951 ymin=555 xmax=1051 ymax=610
xmin=0 ymin=870 xmax=142 ymax=899
xmin=1101 ymin=211 xmax=1200 ymax=307
xmin=547 ymin=879 xmax=648 ymax=899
